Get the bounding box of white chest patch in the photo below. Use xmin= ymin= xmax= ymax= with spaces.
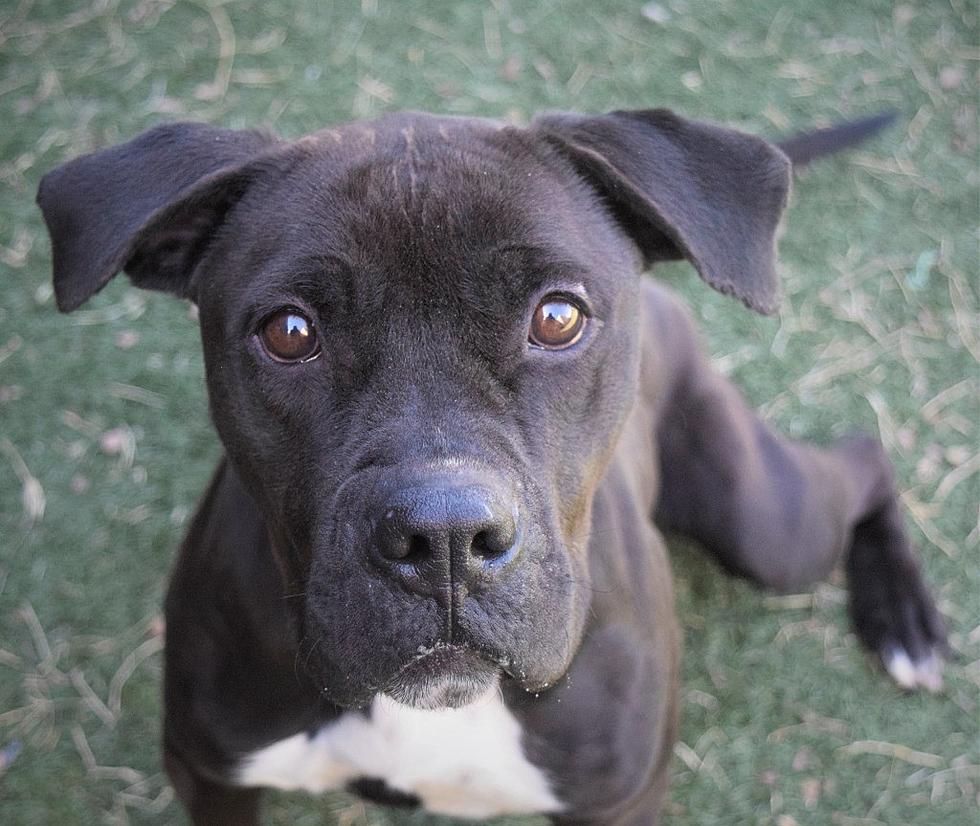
xmin=235 ymin=691 xmax=563 ymax=819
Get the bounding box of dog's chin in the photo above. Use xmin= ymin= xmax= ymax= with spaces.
xmin=383 ymin=644 xmax=501 ymax=710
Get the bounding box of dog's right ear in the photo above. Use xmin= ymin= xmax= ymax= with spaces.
xmin=36 ymin=122 xmax=281 ymax=312
xmin=531 ymin=109 xmax=791 ymax=314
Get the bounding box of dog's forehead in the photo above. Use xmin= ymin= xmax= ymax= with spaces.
xmin=265 ymin=114 xmax=630 ymax=303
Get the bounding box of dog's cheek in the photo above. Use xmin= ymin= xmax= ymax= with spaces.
xmin=524 ymin=334 xmax=641 ymax=545
xmin=302 ymin=525 xmax=447 ymax=705
xmin=462 ymin=516 xmax=591 ymax=688
xmin=199 ymin=344 xmax=339 ymax=547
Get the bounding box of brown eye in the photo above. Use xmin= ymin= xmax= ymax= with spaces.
xmin=529 ymin=297 xmax=586 ymax=350
xmin=258 ymin=309 xmax=320 ymax=363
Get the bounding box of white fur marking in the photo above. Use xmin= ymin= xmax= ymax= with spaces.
xmin=236 ymin=691 xmax=562 ymax=818
xmin=914 ymin=653 xmax=944 ymax=693
xmin=883 ymin=645 xmax=944 ymax=693
xmin=884 ymin=646 xmax=917 ymax=689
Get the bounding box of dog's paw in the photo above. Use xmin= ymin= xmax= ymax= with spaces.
xmin=882 ymin=645 xmax=944 ymax=693
xmin=851 ymin=569 xmax=948 ymax=693
xmin=845 ymin=509 xmax=948 ymax=693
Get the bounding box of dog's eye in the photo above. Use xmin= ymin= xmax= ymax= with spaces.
xmin=258 ymin=309 xmax=320 ymax=363
xmin=528 ymin=297 xmax=586 ymax=350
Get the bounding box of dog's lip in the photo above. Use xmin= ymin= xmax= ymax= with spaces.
xmin=445 ymin=628 xmax=563 ymax=692
xmin=382 ymin=642 xmax=502 ymax=708
xmin=442 ymin=632 xmax=564 ymax=693
xmin=388 ymin=642 xmax=495 ymax=681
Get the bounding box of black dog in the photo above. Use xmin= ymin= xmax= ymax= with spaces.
xmin=37 ymin=109 xmax=946 ymax=825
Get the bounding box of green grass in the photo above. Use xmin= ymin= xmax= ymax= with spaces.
xmin=0 ymin=1 xmax=977 ymax=824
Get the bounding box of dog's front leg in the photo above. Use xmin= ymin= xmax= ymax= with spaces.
xmin=646 ymin=285 xmax=946 ymax=689
xmin=165 ymin=739 xmax=262 ymax=826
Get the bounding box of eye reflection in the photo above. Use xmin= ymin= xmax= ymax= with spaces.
xmin=529 ymin=297 xmax=586 ymax=350
xmin=259 ymin=309 xmax=320 ymax=363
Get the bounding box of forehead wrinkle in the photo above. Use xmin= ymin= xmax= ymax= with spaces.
xmin=234 ymin=243 xmax=358 ymax=312
xmin=319 ymin=159 xmax=600 ymax=320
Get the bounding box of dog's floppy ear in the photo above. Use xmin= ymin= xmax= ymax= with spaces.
xmin=36 ymin=122 xmax=281 ymax=312
xmin=532 ymin=109 xmax=792 ymax=314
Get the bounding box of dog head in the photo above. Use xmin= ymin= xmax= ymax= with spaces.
xmin=38 ymin=110 xmax=789 ymax=708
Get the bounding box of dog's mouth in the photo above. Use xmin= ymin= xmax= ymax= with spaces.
xmin=382 ymin=643 xmax=502 ymax=709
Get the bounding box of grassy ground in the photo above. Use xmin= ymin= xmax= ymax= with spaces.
xmin=1 ymin=1 xmax=977 ymax=824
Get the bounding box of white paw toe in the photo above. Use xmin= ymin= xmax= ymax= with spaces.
xmin=883 ymin=646 xmax=944 ymax=693
xmin=883 ymin=646 xmax=917 ymax=689
xmin=912 ymin=653 xmax=944 ymax=694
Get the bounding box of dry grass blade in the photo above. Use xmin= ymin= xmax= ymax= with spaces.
xmin=114 ymin=786 xmax=174 ymax=815
xmin=674 ymin=741 xmax=703 ymax=772
xmin=1 ymin=437 xmax=45 ymax=524
xmin=0 ymin=648 xmax=23 ymax=668
xmin=0 ymin=334 xmax=22 ymax=365
xmin=69 ymin=668 xmax=117 ymax=728
xmin=837 ymin=740 xmax=943 ymax=768
xmin=193 ymin=1 xmax=236 ymax=102
xmin=18 ymin=601 xmax=52 ymax=664
xmin=941 ymin=260 xmax=980 ymax=363
xmin=920 ymin=378 xmax=977 ymax=424
xmin=71 ymin=725 xmax=146 ymax=785
xmin=900 ymin=490 xmax=961 ymax=557
xmin=768 ymin=713 xmax=850 ymax=743
xmin=107 ymin=382 xmax=166 ymax=409
xmin=934 ymin=452 xmax=980 ymax=502
xmin=107 ymin=635 xmax=164 ymax=718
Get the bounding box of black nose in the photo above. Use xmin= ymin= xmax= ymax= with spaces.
xmin=373 ymin=476 xmax=521 ymax=594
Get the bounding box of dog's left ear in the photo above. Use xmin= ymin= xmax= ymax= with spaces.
xmin=532 ymin=109 xmax=791 ymax=314
xmin=36 ymin=122 xmax=283 ymax=312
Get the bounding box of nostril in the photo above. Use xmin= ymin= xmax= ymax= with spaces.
xmin=377 ymin=509 xmax=433 ymax=563
xmin=404 ymin=534 xmax=430 ymax=565
xmin=469 ymin=514 xmax=520 ymax=563
xmin=378 ymin=532 xmax=432 ymax=564
xmin=471 ymin=529 xmax=504 ymax=560
xmin=471 ymin=530 xmax=493 ymax=559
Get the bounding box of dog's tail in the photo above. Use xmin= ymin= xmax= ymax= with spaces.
xmin=777 ymin=111 xmax=897 ymax=167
